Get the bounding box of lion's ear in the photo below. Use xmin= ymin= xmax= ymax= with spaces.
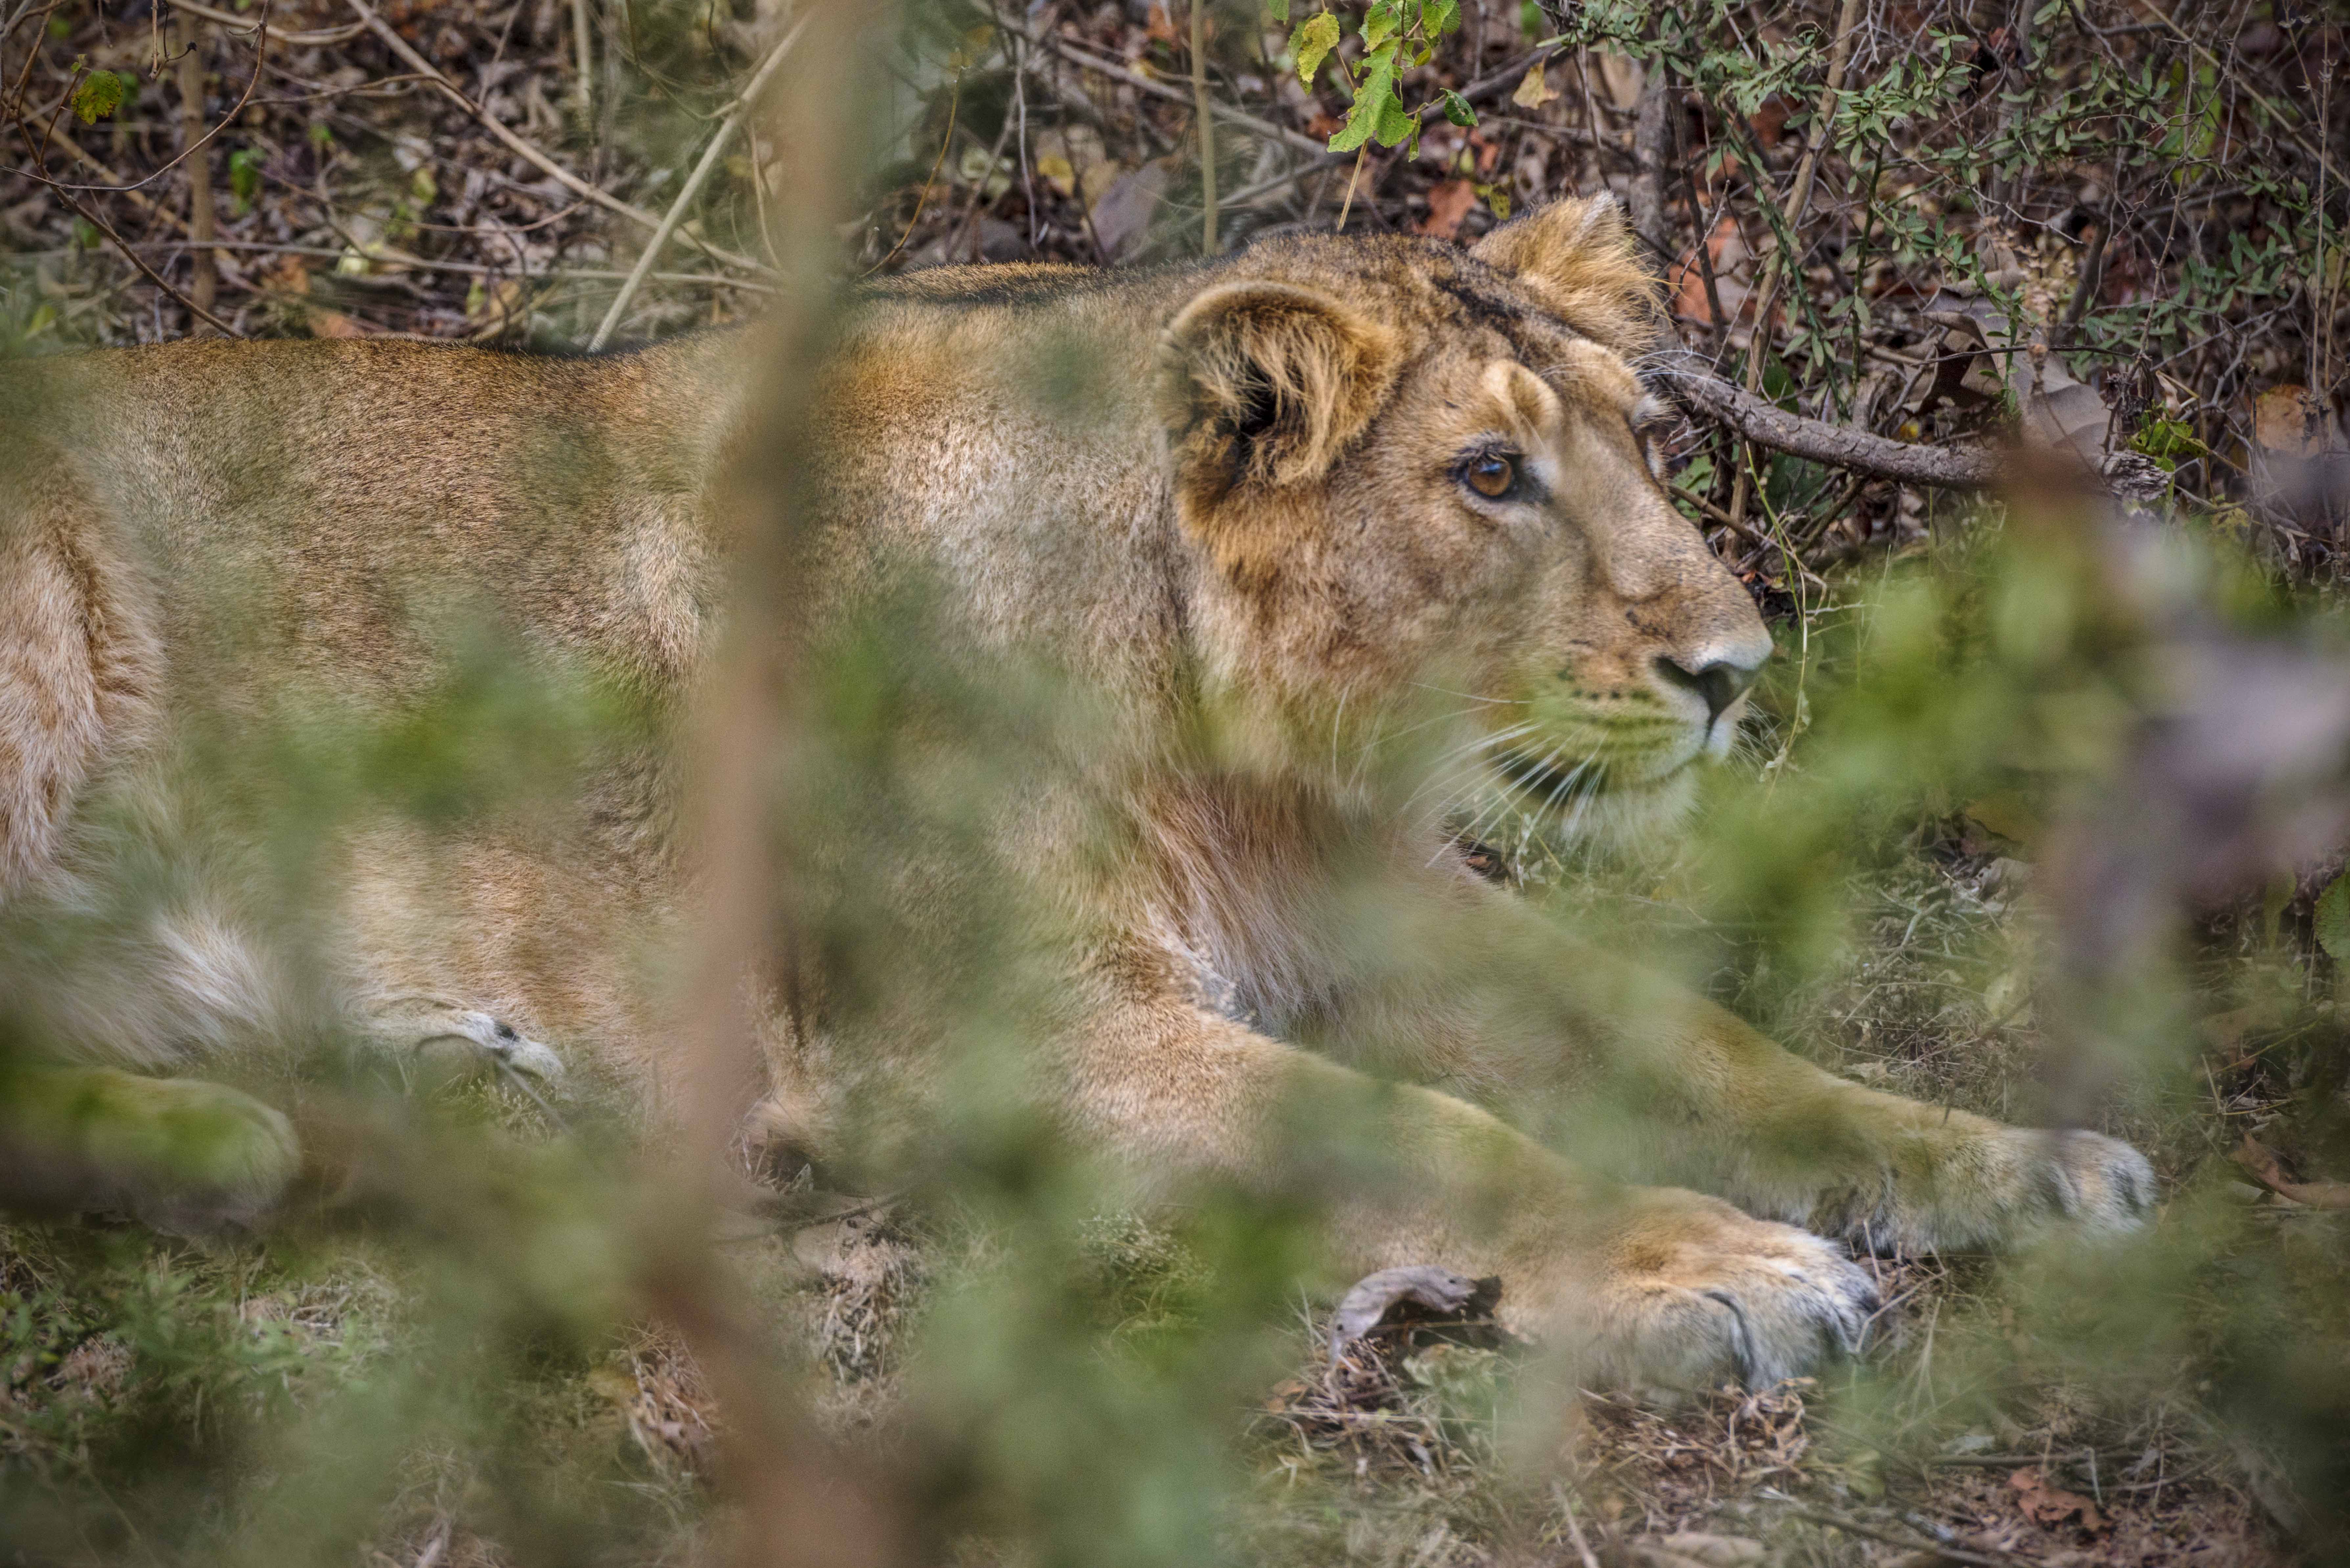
xmin=1156 ymin=281 xmax=1399 ymax=498
xmin=1468 ymin=195 xmax=1661 ymax=357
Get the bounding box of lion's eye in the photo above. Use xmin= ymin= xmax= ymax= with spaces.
xmin=1462 ymin=453 xmax=1516 ymax=499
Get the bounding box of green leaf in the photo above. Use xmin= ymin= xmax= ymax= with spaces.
xmin=1329 ymin=97 xmax=1379 ymax=152
xmin=228 ymin=147 xmax=265 ymax=216
xmin=1329 ymin=41 xmax=1401 ymax=151
xmin=2317 ymin=874 xmax=2350 ymax=961
xmin=1441 ymin=88 xmax=1476 ymax=126
xmin=71 ymin=68 xmax=130 ymax=125
xmin=1420 ymin=0 xmax=1460 ymax=36
xmin=1266 ymin=0 xmax=1288 ymax=20
xmin=1363 ymin=0 xmax=1403 ymax=50
xmin=1291 ymin=12 xmax=1341 ymax=86
xmin=1375 ymin=92 xmax=1417 ymax=147
xmin=2129 ymin=418 xmax=2205 ymax=467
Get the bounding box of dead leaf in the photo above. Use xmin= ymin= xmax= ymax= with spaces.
xmin=1667 ymin=215 xmax=1746 ymax=325
xmin=1328 ymin=1265 xmax=1499 ymax=1364
xmin=2009 ymin=1466 xmax=2109 ymax=1534
xmin=1512 ymin=60 xmax=1560 ymax=109
xmin=1417 ymin=179 xmax=1478 ymax=240
xmin=1034 ymin=152 xmax=1077 ymax=198
xmin=2254 ymin=385 xmax=2324 ymax=457
xmin=1088 ymin=158 xmax=1174 ymax=262
xmin=465 ymin=276 xmax=529 ymax=340
xmin=1594 ymin=48 xmax=1644 ymax=110
xmin=1261 ymin=1376 xmax=1308 ymax=1412
xmin=2232 ymin=1136 xmax=2350 ymax=1209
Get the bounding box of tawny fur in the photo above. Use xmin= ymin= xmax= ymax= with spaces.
xmin=0 ymin=199 xmax=2153 ymax=1384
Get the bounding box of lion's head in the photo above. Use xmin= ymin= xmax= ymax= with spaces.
xmin=1154 ymin=196 xmax=1770 ymax=848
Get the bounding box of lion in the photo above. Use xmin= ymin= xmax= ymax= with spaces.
xmin=0 ymin=196 xmax=2153 ymax=1389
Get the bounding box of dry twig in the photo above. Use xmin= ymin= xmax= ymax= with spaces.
xmin=588 ymin=13 xmax=807 ymax=348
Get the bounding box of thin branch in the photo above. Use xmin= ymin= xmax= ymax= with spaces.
xmin=863 ymin=70 xmax=959 ymax=277
xmin=1650 ymin=351 xmax=2001 ymax=490
xmin=7 ymin=0 xmax=267 ymax=193
xmin=1457 ymin=44 xmax=1563 ymax=108
xmin=1220 ymin=150 xmax=1349 ymax=208
xmin=28 ymin=163 xmax=245 ymax=335
xmin=32 ymin=121 xmax=191 ymax=234
xmin=163 ymin=0 xmax=360 ymax=47
xmin=587 ymin=13 xmax=806 ymax=349
xmin=977 ymin=0 xmax=1324 ymax=157
xmin=1728 ymin=0 xmax=1864 ymax=526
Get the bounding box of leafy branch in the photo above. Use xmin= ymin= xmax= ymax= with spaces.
xmin=1274 ymin=0 xmax=1476 ymax=157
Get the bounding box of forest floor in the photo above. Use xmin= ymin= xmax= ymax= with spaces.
xmin=0 ymin=785 xmax=2320 ymax=1565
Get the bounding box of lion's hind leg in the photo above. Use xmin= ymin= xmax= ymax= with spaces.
xmin=0 ymin=1060 xmax=298 ymax=1233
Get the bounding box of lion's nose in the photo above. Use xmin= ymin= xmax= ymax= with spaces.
xmin=1653 ymin=655 xmax=1758 ymax=724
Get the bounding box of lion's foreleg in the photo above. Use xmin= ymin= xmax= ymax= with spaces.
xmin=1052 ymin=989 xmax=1876 ymax=1390
xmin=1313 ymin=894 xmax=2156 ymax=1253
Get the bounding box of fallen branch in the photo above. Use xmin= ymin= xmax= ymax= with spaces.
xmin=2234 ymin=1136 xmax=2350 ymax=1210
xmin=1761 ymin=1495 xmax=2042 ymax=1568
xmin=36 ymin=174 xmax=244 ymax=336
xmin=37 ymin=122 xmax=191 ymax=234
xmin=1649 ymin=351 xmax=2002 ymax=490
xmin=343 ymin=0 xmax=770 ymax=276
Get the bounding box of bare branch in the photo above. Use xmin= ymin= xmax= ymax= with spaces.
xmin=163 ymin=0 xmax=362 ymax=48
xmin=1650 ymin=351 xmax=2001 ymax=490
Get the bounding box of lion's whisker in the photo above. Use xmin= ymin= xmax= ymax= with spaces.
xmin=1400 ymin=720 xmax=1544 ymax=814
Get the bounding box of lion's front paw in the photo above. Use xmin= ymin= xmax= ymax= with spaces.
xmin=1794 ymin=1118 xmax=2160 ymax=1255
xmin=1512 ymin=1191 xmax=1878 ymax=1393
xmin=1973 ymin=1126 xmax=2157 ymax=1239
